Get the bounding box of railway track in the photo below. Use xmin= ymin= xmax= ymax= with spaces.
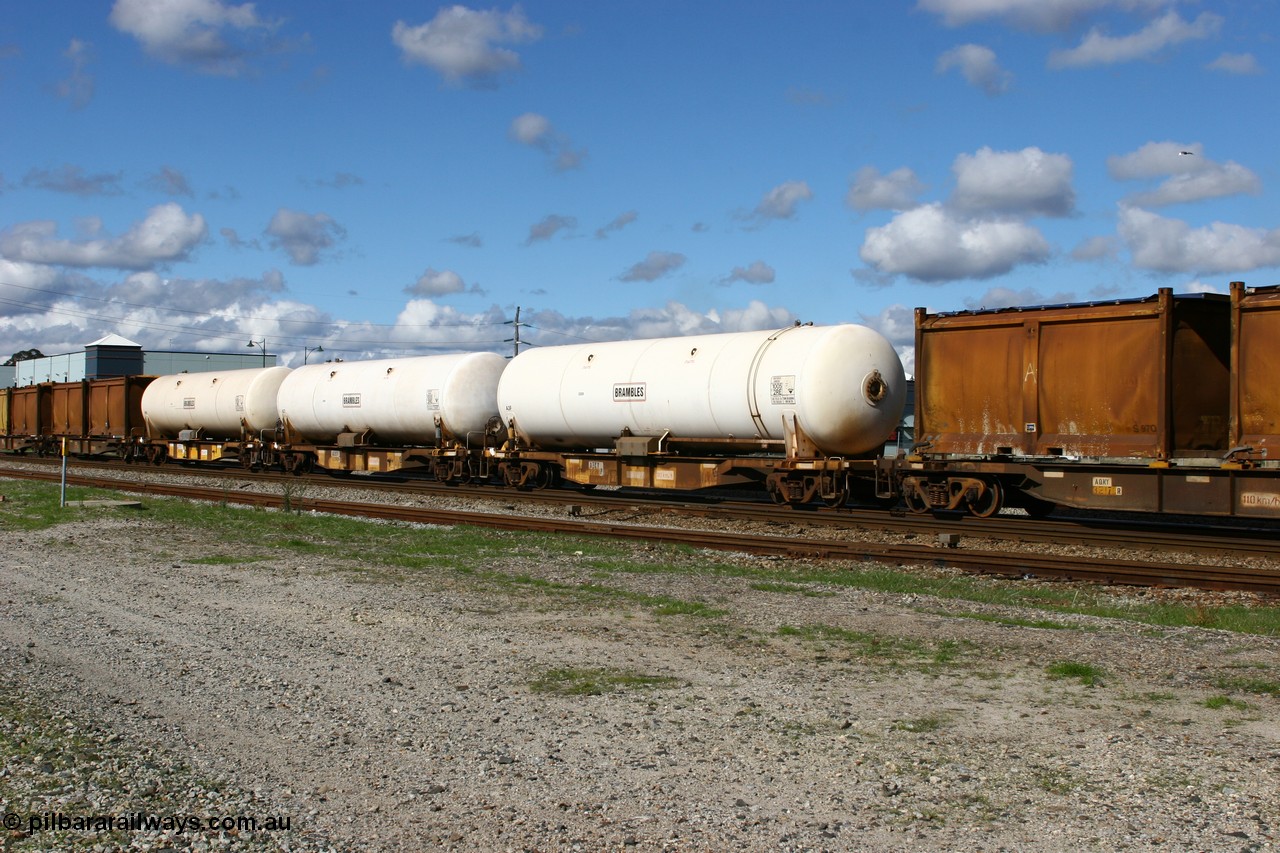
xmin=8 ymin=455 xmax=1279 ymax=560
xmin=3 ymin=462 xmax=1278 ymax=596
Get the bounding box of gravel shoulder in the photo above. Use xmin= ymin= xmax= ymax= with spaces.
xmin=1 ymin=495 xmax=1278 ymax=852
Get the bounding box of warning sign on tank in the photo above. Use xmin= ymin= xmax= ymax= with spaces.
xmin=426 ymin=389 xmax=441 ymax=411
xmin=613 ymin=383 xmax=646 ymax=402
xmin=770 ymin=375 xmax=796 ymax=405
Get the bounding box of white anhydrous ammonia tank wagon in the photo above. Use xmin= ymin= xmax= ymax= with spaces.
xmin=277 ymin=352 xmax=507 ymax=445
xmin=142 ymin=367 xmax=291 ymax=440
xmin=497 ymin=324 xmax=907 ymax=457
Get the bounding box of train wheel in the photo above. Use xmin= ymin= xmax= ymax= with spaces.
xmin=967 ymin=479 xmax=1003 ymax=518
xmin=532 ymin=465 xmax=554 ymax=490
xmin=902 ymin=487 xmax=931 ymax=514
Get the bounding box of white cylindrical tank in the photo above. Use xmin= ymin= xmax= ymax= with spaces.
xmin=277 ymin=352 xmax=506 ymax=445
xmin=497 ymin=324 xmax=906 ymax=456
xmin=142 ymin=367 xmax=291 ymax=440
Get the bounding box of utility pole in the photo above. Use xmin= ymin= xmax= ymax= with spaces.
xmin=504 ymin=306 xmax=524 ymax=358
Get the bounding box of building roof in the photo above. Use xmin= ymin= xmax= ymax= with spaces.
xmin=85 ymin=334 xmax=142 ymax=348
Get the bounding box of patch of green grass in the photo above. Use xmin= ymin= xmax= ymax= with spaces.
xmin=749 ymin=581 xmax=833 ymax=597
xmin=1046 ymin=661 xmax=1106 ymax=687
xmin=944 ymin=610 xmax=1076 ymax=630
xmin=1140 ymin=691 xmax=1177 ymax=703
xmin=528 ymin=667 xmax=677 ymax=696
xmin=650 ymin=598 xmax=723 ymax=617
xmin=1213 ymin=676 xmax=1279 ymax=697
xmin=611 ymin=553 xmax=1280 ymax=638
xmin=891 ymin=714 xmax=948 ymax=733
xmin=6 ymin=480 xmax=1280 ymax=638
xmin=189 ymin=554 xmax=265 ymax=566
xmin=776 ymin=624 xmax=974 ymax=671
xmin=1204 ymin=695 xmax=1249 ymax=711
xmin=1035 ymin=769 xmax=1078 ymax=795
xmin=0 ymin=480 xmax=132 ymax=531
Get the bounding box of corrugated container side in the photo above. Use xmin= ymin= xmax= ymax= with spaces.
xmin=1231 ymin=281 xmax=1280 ymax=455
xmin=88 ymin=376 xmax=152 ymax=437
xmin=0 ymin=388 xmax=9 ymax=436
xmin=49 ymin=382 xmax=89 ymax=437
xmin=914 ymin=314 xmax=1025 ymax=455
xmin=11 ymin=385 xmax=48 ymax=435
xmin=916 ymin=289 xmax=1230 ymax=460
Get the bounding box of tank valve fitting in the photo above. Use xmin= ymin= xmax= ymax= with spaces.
xmin=862 ymin=370 xmax=888 ymax=405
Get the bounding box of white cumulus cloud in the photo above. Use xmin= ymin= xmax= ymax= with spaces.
xmin=393 ymin=5 xmax=542 ymax=88
xmin=405 ymin=268 xmax=467 ymax=297
xmin=745 ymin=180 xmax=813 ymax=224
xmin=1118 ymin=206 xmax=1280 ymax=274
xmin=508 ymin=113 xmax=586 ymax=171
xmin=951 ymin=147 xmax=1075 ymax=217
xmin=724 ymin=260 xmax=775 ymax=285
xmin=936 ymin=44 xmax=1012 ymax=95
xmin=265 ymin=209 xmax=345 ymax=266
xmin=109 ymin=0 xmax=281 ymax=75
xmin=619 ymin=251 xmax=686 ymax=283
xmin=1049 ymin=11 xmax=1222 ymax=68
xmin=917 ymin=0 xmax=1167 ymax=33
xmin=860 ymin=203 xmax=1051 ymax=282
xmin=1207 ymin=52 xmax=1262 ymax=75
xmin=1108 ymin=142 xmax=1261 ymax=207
xmin=0 ymin=203 xmax=207 ymax=270
xmin=846 ymin=166 xmax=925 ymax=212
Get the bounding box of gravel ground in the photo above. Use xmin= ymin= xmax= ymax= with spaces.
xmin=1 ymin=480 xmax=1279 ymax=852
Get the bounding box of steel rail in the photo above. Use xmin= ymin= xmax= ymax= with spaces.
xmin=5 ymin=467 xmax=1278 ymax=595
xmin=6 ymin=455 xmax=1277 ymax=561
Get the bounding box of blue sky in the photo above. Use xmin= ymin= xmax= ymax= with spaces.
xmin=1 ymin=0 xmax=1276 ymax=372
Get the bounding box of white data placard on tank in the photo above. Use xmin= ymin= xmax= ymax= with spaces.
xmin=142 ymin=367 xmax=291 ymax=440
xmin=277 ymin=352 xmax=506 ymax=444
xmin=497 ymin=324 xmax=906 ymax=456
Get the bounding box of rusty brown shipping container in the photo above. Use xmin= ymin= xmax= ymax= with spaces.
xmin=86 ymin=375 xmax=152 ymax=438
xmin=9 ymin=384 xmax=48 ymax=436
xmin=49 ymin=381 xmax=89 ymax=437
xmin=1231 ymin=281 xmax=1280 ymax=462
xmin=914 ymin=289 xmax=1231 ymax=460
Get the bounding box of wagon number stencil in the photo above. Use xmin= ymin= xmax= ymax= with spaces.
xmin=770 ymin=375 xmax=796 ymax=405
xmin=1092 ymin=476 xmax=1123 ymax=497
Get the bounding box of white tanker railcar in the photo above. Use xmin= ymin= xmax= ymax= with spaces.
xmin=273 ymin=352 xmax=507 ymax=476
xmin=498 ymin=323 xmax=905 ymax=455
xmin=494 ymin=323 xmax=906 ymax=502
xmin=140 ymin=366 xmax=291 ymax=464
